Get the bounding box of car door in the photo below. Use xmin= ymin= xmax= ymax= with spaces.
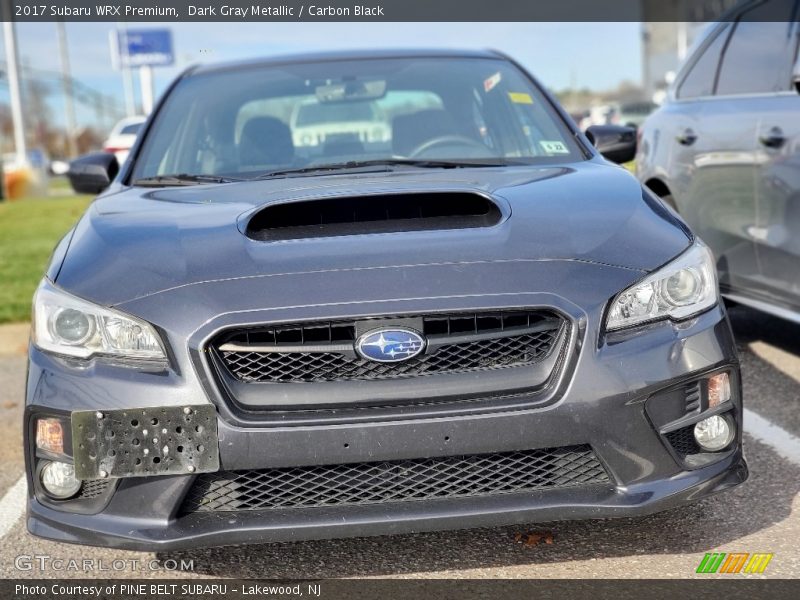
xmin=669 ymin=22 xmax=761 ymax=295
xmin=749 ymin=19 xmax=800 ymax=312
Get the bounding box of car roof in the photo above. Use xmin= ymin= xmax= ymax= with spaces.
xmin=190 ymin=48 xmax=505 ymax=75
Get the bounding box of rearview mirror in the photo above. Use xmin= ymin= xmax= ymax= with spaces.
xmin=585 ymin=125 xmax=637 ymax=164
xmin=67 ymin=152 xmax=119 ymax=195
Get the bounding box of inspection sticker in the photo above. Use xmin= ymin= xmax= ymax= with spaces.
xmin=508 ymin=92 xmax=534 ymax=104
xmin=484 ymin=72 xmax=502 ymax=92
xmin=540 ymin=140 xmax=570 ymax=154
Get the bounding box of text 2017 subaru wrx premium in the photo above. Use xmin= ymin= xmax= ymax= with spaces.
xmin=26 ymin=50 xmax=746 ymax=550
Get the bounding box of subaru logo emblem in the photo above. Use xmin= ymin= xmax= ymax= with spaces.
xmin=355 ymin=328 xmax=426 ymax=363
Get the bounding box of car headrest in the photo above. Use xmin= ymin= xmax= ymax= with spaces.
xmin=239 ymin=117 xmax=294 ymax=168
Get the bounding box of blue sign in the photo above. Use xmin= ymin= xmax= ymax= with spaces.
xmin=118 ymin=29 xmax=174 ymax=68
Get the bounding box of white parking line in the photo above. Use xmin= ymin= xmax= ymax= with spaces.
xmin=744 ymin=408 xmax=800 ymax=467
xmin=0 ymin=476 xmax=27 ymax=539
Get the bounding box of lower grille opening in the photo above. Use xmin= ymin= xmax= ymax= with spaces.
xmin=77 ymin=478 xmax=112 ymax=500
xmin=180 ymin=445 xmax=609 ymax=513
xmin=665 ymin=425 xmax=702 ymax=456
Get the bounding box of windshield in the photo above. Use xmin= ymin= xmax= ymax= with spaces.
xmin=132 ymin=57 xmax=583 ymax=181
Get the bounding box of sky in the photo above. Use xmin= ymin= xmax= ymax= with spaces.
xmin=0 ymin=21 xmax=642 ymax=130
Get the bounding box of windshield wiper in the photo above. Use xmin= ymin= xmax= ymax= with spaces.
xmin=132 ymin=174 xmax=243 ymax=187
xmin=251 ymin=158 xmax=516 ymax=180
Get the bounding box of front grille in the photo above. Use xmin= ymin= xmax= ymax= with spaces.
xmin=214 ymin=311 xmax=563 ymax=384
xmin=180 ymin=445 xmax=609 ymax=513
xmin=665 ymin=425 xmax=701 ymax=456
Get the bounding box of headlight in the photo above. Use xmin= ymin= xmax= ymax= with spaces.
xmin=33 ymin=279 xmax=166 ymax=363
xmin=606 ymin=239 xmax=718 ymax=331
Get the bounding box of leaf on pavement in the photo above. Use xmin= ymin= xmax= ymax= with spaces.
xmin=514 ymin=530 xmax=555 ymax=547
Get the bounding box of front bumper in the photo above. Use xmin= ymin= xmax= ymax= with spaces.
xmin=25 ymin=302 xmax=746 ymax=551
xmin=28 ymin=451 xmax=747 ymax=551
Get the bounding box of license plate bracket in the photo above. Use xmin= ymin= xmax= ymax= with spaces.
xmin=72 ymin=405 xmax=219 ymax=480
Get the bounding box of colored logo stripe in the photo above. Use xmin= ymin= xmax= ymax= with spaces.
xmin=696 ymin=552 xmax=773 ymax=574
xmin=720 ymin=553 xmax=748 ymax=573
xmin=744 ymin=553 xmax=773 ymax=574
xmin=697 ymin=553 xmax=726 ymax=573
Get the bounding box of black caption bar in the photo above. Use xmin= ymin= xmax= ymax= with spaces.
xmin=4 ymin=0 xmax=798 ymax=22
xmin=5 ymin=579 xmax=800 ymax=600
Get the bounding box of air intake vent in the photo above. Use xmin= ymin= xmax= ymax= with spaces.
xmin=684 ymin=381 xmax=702 ymax=414
xmin=245 ymin=192 xmax=502 ymax=241
xmin=180 ymin=445 xmax=609 ymax=513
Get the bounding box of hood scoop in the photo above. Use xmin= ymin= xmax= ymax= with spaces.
xmin=245 ymin=192 xmax=503 ymax=241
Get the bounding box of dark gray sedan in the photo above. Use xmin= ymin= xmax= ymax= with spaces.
xmin=26 ymin=49 xmax=745 ymax=550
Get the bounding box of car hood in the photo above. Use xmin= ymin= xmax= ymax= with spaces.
xmin=55 ymin=160 xmax=691 ymax=307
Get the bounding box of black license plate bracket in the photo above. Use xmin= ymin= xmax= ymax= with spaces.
xmin=72 ymin=405 xmax=219 ymax=480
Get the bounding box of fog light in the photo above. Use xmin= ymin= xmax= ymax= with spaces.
xmin=36 ymin=418 xmax=65 ymax=455
xmin=693 ymin=415 xmax=734 ymax=452
xmin=708 ymin=372 xmax=731 ymax=408
xmin=40 ymin=461 xmax=82 ymax=499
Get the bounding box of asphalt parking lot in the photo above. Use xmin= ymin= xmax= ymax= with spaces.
xmin=0 ymin=305 xmax=798 ymax=579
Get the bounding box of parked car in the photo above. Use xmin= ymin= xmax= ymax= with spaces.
xmin=26 ymin=49 xmax=744 ymax=551
xmin=618 ymin=101 xmax=658 ymax=128
xmin=289 ymin=98 xmax=391 ymax=153
xmin=103 ymin=115 xmax=146 ymax=165
xmin=637 ymin=0 xmax=800 ymax=323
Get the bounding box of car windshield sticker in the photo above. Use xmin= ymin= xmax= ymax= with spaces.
xmin=484 ymin=72 xmax=502 ymax=93
xmin=540 ymin=140 xmax=570 ymax=154
xmin=508 ymin=92 xmax=534 ymax=104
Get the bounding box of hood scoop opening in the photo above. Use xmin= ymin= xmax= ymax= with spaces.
xmin=245 ymin=192 xmax=502 ymax=241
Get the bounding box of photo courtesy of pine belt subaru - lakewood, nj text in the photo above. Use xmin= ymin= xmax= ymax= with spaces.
xmin=27 ymin=49 xmax=746 ymax=550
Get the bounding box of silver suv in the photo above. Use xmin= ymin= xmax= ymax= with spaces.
xmin=637 ymin=0 xmax=800 ymax=322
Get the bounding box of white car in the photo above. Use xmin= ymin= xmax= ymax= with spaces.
xmin=290 ymin=100 xmax=390 ymax=152
xmin=103 ymin=116 xmax=146 ymax=165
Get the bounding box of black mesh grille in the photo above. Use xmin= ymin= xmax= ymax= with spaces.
xmin=77 ymin=479 xmax=112 ymax=500
xmin=222 ymin=330 xmax=558 ymax=383
xmin=214 ymin=311 xmax=563 ymax=384
xmin=180 ymin=445 xmax=609 ymax=513
xmin=665 ymin=425 xmax=701 ymax=456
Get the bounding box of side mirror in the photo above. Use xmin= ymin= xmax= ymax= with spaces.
xmin=67 ymin=152 xmax=119 ymax=195
xmin=585 ymin=125 xmax=637 ymax=164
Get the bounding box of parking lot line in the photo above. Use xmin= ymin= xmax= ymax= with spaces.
xmin=744 ymin=408 xmax=800 ymax=466
xmin=0 ymin=476 xmax=26 ymax=539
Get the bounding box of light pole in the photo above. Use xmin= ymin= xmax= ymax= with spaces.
xmin=56 ymin=21 xmax=78 ymax=158
xmin=2 ymin=12 xmax=28 ymax=165
xmin=112 ymin=24 xmax=137 ymax=116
